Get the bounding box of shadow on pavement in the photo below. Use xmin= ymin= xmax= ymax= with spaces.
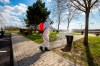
xmin=61 ymin=44 xmax=72 ymax=52
xmin=0 ymin=34 xmax=13 ymax=66
xmin=16 ymin=52 xmax=44 ymax=66
xmin=84 ymin=44 xmax=96 ymax=66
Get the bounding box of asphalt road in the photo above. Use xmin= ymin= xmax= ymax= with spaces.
xmin=0 ymin=34 xmax=13 ymax=66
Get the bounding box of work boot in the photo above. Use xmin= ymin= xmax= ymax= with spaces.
xmin=45 ymin=47 xmax=50 ymax=51
xmin=39 ymin=46 xmax=44 ymax=52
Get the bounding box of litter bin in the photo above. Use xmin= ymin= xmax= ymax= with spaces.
xmin=0 ymin=31 xmax=4 ymax=38
xmin=66 ymin=35 xmax=73 ymax=45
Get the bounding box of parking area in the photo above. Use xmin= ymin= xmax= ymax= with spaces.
xmin=0 ymin=34 xmax=13 ymax=66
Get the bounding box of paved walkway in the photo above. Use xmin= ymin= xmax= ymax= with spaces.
xmin=50 ymin=35 xmax=83 ymax=49
xmin=88 ymin=34 xmax=97 ymax=36
xmin=12 ymin=33 xmax=83 ymax=66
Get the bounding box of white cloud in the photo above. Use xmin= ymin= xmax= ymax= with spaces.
xmin=0 ymin=0 xmax=10 ymax=4
xmin=47 ymin=0 xmax=51 ymax=2
xmin=13 ymin=3 xmax=27 ymax=13
xmin=0 ymin=3 xmax=27 ymax=27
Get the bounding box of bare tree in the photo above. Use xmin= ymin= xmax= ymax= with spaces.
xmin=52 ymin=0 xmax=78 ymax=31
xmin=0 ymin=12 xmax=6 ymax=30
xmin=52 ymin=0 xmax=66 ymax=32
xmin=66 ymin=1 xmax=77 ymax=30
xmin=69 ymin=0 xmax=100 ymax=45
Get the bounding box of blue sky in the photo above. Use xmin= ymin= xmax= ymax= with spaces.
xmin=0 ymin=0 xmax=100 ymax=29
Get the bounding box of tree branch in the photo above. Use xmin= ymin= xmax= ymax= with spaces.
xmin=70 ymin=0 xmax=85 ymax=12
xmin=88 ymin=0 xmax=91 ymax=8
xmin=90 ymin=0 xmax=98 ymax=8
xmin=75 ymin=0 xmax=85 ymax=8
xmin=83 ymin=0 xmax=88 ymax=8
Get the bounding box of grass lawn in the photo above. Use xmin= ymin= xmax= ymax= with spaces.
xmin=53 ymin=36 xmax=100 ymax=66
xmin=72 ymin=33 xmax=82 ymax=35
xmin=5 ymin=30 xmax=19 ymax=33
xmin=24 ymin=31 xmax=60 ymax=44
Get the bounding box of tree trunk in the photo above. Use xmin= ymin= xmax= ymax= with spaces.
xmin=34 ymin=24 xmax=37 ymax=33
xmin=67 ymin=19 xmax=70 ymax=30
xmin=57 ymin=21 xmax=60 ymax=32
xmin=57 ymin=14 xmax=61 ymax=32
xmin=84 ymin=11 xmax=89 ymax=45
xmin=67 ymin=23 xmax=69 ymax=30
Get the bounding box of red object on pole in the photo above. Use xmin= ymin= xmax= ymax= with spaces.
xmin=39 ymin=22 xmax=44 ymax=31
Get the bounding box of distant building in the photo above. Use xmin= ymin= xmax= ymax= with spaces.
xmin=72 ymin=29 xmax=100 ymax=33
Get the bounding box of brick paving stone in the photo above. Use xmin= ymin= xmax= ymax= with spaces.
xmin=12 ymin=33 xmax=82 ymax=66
